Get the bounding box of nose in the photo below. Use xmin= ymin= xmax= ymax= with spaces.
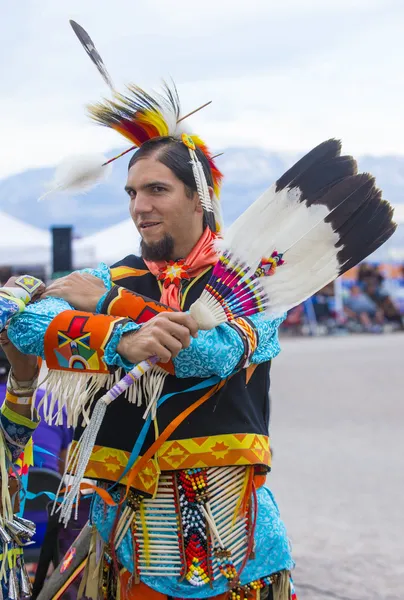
xmin=131 ymin=191 xmax=153 ymax=216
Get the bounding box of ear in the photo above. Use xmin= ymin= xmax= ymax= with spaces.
xmin=194 ymin=190 xmax=204 ymax=214
xmin=196 ymin=186 xmax=214 ymax=213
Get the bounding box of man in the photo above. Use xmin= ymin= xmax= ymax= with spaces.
xmin=6 ymin=133 xmax=294 ymax=599
xmin=344 ymin=284 xmax=384 ymax=332
xmin=5 ymin=72 xmax=397 ymax=597
xmin=0 ymin=278 xmax=43 ymax=599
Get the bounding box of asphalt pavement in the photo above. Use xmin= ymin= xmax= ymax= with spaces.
xmin=268 ymin=333 xmax=404 ymax=600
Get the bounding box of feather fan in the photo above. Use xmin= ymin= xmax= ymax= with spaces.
xmin=192 ymin=139 xmax=397 ymax=322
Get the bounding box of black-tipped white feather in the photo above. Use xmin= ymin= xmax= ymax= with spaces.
xmin=224 ymin=139 xmax=397 ymax=316
xmin=70 ymin=20 xmax=114 ymax=90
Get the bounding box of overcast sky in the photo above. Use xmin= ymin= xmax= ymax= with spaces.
xmin=1 ymin=0 xmax=404 ymax=179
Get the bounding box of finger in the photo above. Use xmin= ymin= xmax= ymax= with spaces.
xmin=166 ymin=322 xmax=192 ymax=348
xmin=31 ymin=283 xmax=47 ymax=300
xmin=149 ymin=342 xmax=172 ymax=363
xmin=156 ymin=332 xmax=183 ymax=358
xmin=154 ymin=319 xmax=192 ymax=348
xmin=166 ymin=313 xmax=199 ymax=337
xmin=42 ymin=282 xmax=63 ymax=294
xmin=81 ymin=273 xmax=106 ymax=286
xmin=40 ymin=288 xmax=64 ymax=299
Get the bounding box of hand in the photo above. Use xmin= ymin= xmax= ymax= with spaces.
xmin=0 ymin=276 xmax=40 ymax=382
xmin=2 ymin=276 xmax=45 ymax=302
xmin=41 ymin=272 xmax=107 ymax=312
xmin=117 ymin=312 xmax=198 ymax=364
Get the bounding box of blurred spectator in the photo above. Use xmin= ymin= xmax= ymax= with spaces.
xmin=32 ymin=388 xmax=73 ymax=475
xmin=280 ymin=304 xmax=304 ymax=335
xmin=361 ymin=273 xmax=404 ymax=331
xmin=344 ymin=284 xmax=384 ymax=332
xmin=311 ymin=283 xmax=344 ymax=333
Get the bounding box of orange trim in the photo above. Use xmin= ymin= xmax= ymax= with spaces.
xmin=158 ymin=434 xmax=271 ymax=470
xmin=119 ymin=572 xmax=257 ymax=600
xmin=106 ymin=287 xmax=173 ymax=320
xmin=234 ymin=317 xmax=258 ymax=354
xmin=52 ymin=559 xmax=87 ymax=600
xmin=253 ymin=473 xmax=267 ymax=489
xmin=110 ymin=266 xmax=149 ymax=281
xmin=119 ymin=572 xmax=166 ymax=599
xmin=124 ymin=380 xmax=226 ymax=497
xmin=245 ymin=363 xmax=259 ymax=384
xmin=69 ymin=443 xmax=160 ymax=496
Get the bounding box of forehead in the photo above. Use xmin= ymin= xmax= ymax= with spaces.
xmin=127 ymin=156 xmax=178 ymax=187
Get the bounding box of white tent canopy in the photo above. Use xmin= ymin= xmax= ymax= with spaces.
xmin=0 ymin=211 xmax=94 ymax=270
xmin=75 ymin=219 xmax=141 ymax=268
xmin=0 ymin=210 xmax=51 ymax=267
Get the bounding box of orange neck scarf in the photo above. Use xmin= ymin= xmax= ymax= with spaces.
xmin=144 ymin=227 xmax=219 ymax=310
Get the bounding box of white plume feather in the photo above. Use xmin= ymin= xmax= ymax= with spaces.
xmin=38 ymin=154 xmax=111 ymax=201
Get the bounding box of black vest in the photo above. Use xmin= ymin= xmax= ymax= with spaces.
xmin=74 ymin=255 xmax=272 ymax=485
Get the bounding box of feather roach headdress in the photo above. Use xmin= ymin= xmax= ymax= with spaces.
xmin=87 ymin=83 xmax=223 ymax=230
xmin=42 ymin=21 xmax=223 ymax=231
xmin=42 ymin=80 xmax=223 ymax=231
xmin=42 ymin=21 xmax=223 ymax=229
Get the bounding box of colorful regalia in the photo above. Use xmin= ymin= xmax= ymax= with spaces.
xmin=0 ymin=20 xmax=397 ymax=600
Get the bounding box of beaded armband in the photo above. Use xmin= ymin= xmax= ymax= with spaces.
xmin=228 ymin=317 xmax=258 ymax=371
xmin=5 ymin=369 xmax=39 ymax=405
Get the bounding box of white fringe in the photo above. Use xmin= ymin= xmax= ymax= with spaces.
xmin=53 ymin=365 xmax=168 ymax=525
xmin=56 ymin=398 xmax=108 ymax=526
xmin=36 ymin=370 xmax=114 ymax=428
xmin=142 ymin=367 xmax=168 ymax=420
xmin=36 ymin=366 xmax=168 ymax=429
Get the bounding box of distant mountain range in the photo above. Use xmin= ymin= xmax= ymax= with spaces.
xmin=0 ymin=147 xmax=403 ymax=259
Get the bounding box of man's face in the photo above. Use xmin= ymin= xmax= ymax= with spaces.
xmin=126 ymin=156 xmax=203 ymax=260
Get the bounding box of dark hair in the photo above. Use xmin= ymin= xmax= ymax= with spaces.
xmin=128 ymin=136 xmax=214 ymax=190
xmin=128 ymin=137 xmax=215 ymax=230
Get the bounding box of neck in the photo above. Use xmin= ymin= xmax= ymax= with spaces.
xmin=169 ymin=226 xmax=205 ymax=261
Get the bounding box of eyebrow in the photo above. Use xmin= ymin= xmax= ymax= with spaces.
xmin=124 ymin=181 xmax=171 ymax=193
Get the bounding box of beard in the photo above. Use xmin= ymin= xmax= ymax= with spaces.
xmin=140 ymin=233 xmax=175 ymax=261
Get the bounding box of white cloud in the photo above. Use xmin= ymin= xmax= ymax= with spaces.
xmin=1 ymin=0 xmax=404 ymax=179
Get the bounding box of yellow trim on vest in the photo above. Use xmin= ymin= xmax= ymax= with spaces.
xmin=110 ymin=266 xmax=149 ymax=281
xmin=180 ymin=266 xmax=212 ymax=309
xmin=70 ymin=433 xmax=271 ymax=496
